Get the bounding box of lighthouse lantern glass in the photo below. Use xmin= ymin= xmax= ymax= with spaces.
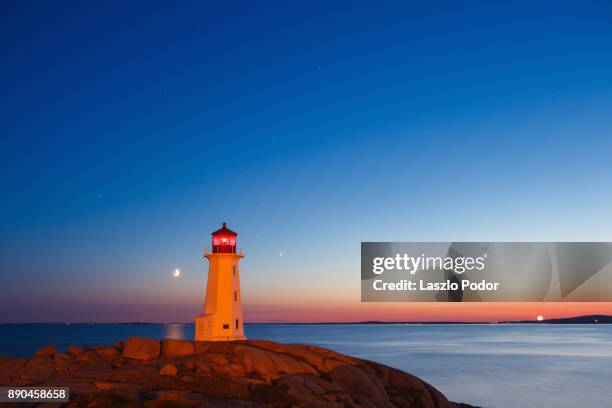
xmin=211 ymin=223 xmax=237 ymax=254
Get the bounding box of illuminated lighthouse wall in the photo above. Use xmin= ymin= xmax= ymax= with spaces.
xmin=195 ymin=223 xmax=246 ymax=341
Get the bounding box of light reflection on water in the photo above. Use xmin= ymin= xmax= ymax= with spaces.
xmin=164 ymin=323 xmax=186 ymax=339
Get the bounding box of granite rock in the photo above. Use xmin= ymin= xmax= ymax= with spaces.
xmin=3 ymin=339 xmax=477 ymax=408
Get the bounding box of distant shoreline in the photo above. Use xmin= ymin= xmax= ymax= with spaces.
xmin=1 ymin=314 xmax=610 ymax=325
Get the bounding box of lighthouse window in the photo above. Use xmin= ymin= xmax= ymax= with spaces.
xmin=233 ymin=266 xmax=236 ymax=276
xmin=235 ymin=319 xmax=239 ymax=329
xmin=223 ymin=324 xmax=229 ymax=329
xmin=234 ymin=291 xmax=237 ymax=302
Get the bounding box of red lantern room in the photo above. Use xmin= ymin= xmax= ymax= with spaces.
xmin=211 ymin=222 xmax=237 ymax=254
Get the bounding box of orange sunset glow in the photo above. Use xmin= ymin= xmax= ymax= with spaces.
xmin=244 ymin=301 xmax=612 ymax=323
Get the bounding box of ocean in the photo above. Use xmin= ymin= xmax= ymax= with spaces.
xmin=1 ymin=323 xmax=610 ymax=408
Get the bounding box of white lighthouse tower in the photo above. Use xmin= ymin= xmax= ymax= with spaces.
xmin=195 ymin=223 xmax=246 ymax=341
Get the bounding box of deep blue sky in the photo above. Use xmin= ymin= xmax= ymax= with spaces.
xmin=2 ymin=1 xmax=612 ymax=322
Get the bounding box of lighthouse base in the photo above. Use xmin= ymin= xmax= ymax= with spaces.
xmin=195 ymin=315 xmax=247 ymax=342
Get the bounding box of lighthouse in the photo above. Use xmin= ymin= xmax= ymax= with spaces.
xmin=195 ymin=223 xmax=246 ymax=341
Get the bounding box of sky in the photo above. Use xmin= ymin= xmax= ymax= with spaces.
xmin=2 ymin=1 xmax=612 ymax=322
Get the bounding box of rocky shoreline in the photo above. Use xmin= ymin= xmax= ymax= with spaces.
xmin=0 ymin=337 xmax=476 ymax=407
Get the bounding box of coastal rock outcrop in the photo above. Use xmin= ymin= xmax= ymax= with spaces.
xmin=34 ymin=344 xmax=56 ymax=357
xmin=162 ymin=339 xmax=195 ymax=358
xmin=159 ymin=363 xmax=178 ymax=376
xmin=0 ymin=338 xmax=476 ymax=407
xmin=122 ymin=336 xmax=161 ymax=361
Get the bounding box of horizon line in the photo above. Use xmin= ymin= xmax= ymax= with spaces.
xmin=1 ymin=314 xmax=609 ymax=325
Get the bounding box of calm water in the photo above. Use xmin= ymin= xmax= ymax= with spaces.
xmin=1 ymin=323 xmax=611 ymax=408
